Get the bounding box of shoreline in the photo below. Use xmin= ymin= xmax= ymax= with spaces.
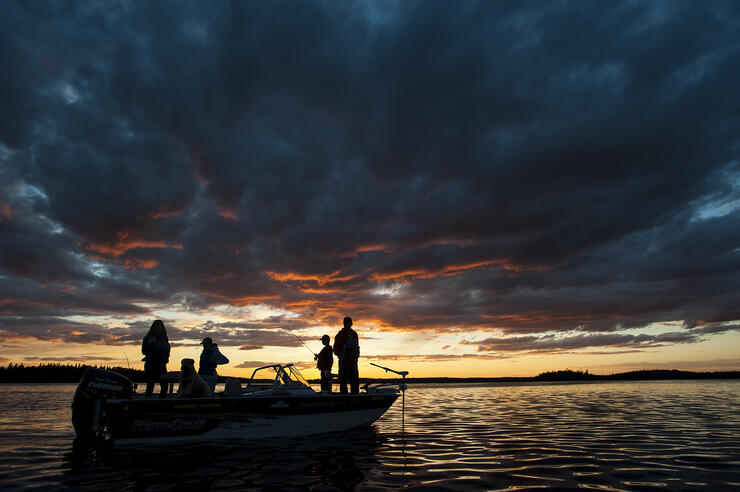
xmin=1 ymin=364 xmax=738 ymax=384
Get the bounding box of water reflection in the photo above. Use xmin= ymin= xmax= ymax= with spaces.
xmin=64 ymin=426 xmax=394 ymax=490
xmin=1 ymin=381 xmax=739 ymax=490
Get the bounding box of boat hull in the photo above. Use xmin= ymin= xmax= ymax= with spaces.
xmin=105 ymin=392 xmax=399 ymax=445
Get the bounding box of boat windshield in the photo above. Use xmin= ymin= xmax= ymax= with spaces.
xmin=276 ymin=365 xmax=310 ymax=389
xmin=248 ymin=364 xmax=311 ymax=390
xmin=248 ymin=365 xmax=281 ymax=385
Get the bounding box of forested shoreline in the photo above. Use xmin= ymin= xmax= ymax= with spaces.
xmin=1 ymin=363 xmax=737 ymax=384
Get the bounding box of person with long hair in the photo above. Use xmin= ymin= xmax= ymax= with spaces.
xmin=141 ymin=320 xmax=171 ymax=397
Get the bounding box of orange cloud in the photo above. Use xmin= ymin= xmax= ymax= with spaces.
xmin=190 ymin=143 xmax=211 ymax=185
xmin=369 ymin=257 xmax=552 ymax=282
xmin=149 ymin=208 xmax=184 ymax=220
xmin=340 ymin=243 xmax=387 ymax=257
xmin=217 ymin=206 xmax=238 ymax=220
xmin=0 ymin=201 xmax=14 ymax=220
xmin=201 ymin=292 xmax=280 ymax=305
xmin=296 ymin=286 xmax=347 ymax=294
xmin=82 ymin=230 xmax=184 ymax=257
xmin=266 ymin=270 xmax=359 ymax=286
xmin=369 ymin=269 xmax=430 ymax=282
xmin=370 ymin=259 xmax=502 ymax=282
xmin=120 ymin=258 xmax=159 ymax=270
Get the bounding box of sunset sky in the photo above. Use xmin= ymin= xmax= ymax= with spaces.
xmin=1 ymin=1 xmax=739 ymax=379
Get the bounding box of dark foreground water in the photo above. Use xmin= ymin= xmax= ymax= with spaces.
xmin=0 ymin=381 xmax=738 ymax=491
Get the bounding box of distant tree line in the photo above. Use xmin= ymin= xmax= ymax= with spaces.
xmin=534 ymin=368 xmax=740 ymax=381
xmin=0 ymin=363 xmax=145 ymax=383
xmin=0 ymin=363 xmax=246 ymax=384
xmin=0 ymin=363 xmax=737 ymax=384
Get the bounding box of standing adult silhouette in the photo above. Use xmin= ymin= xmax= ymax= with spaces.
xmin=333 ymin=316 xmax=360 ymax=394
xmin=141 ymin=320 xmax=170 ymax=397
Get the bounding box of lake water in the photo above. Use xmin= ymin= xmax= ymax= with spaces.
xmin=0 ymin=381 xmax=738 ymax=490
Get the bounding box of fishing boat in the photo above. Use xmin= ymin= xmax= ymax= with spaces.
xmin=71 ymin=363 xmax=405 ymax=446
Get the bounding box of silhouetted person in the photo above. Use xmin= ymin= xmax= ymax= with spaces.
xmin=334 ymin=316 xmax=360 ymax=394
xmin=198 ymin=337 xmax=229 ymax=394
xmin=315 ymin=334 xmax=334 ymax=393
xmin=177 ymin=358 xmax=211 ymax=398
xmin=141 ymin=320 xmax=170 ymax=397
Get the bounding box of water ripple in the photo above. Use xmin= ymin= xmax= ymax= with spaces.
xmin=0 ymin=381 xmax=739 ymax=490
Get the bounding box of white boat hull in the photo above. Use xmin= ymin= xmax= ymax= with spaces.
xmin=115 ymin=406 xmax=391 ymax=447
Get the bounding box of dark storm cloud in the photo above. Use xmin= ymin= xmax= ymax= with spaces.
xmin=0 ymin=0 xmax=739 ymax=350
xmin=465 ymin=324 xmax=740 ymax=354
xmin=0 ymin=316 xmax=129 ymax=344
xmin=174 ymin=319 xmax=308 ymax=349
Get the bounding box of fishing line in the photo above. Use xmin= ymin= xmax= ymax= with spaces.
xmin=288 ymin=331 xmax=317 ymax=357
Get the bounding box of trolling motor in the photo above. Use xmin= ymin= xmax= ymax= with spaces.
xmin=370 ymin=362 xmax=408 ymax=431
xmin=71 ymin=368 xmax=134 ymax=442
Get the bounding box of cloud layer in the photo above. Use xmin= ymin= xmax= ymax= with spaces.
xmin=1 ymin=1 xmax=739 ymax=359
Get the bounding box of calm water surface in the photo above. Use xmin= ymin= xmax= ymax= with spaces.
xmin=0 ymin=381 xmax=738 ymax=490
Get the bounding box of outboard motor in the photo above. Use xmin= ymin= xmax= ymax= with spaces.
xmin=72 ymin=368 xmax=134 ymax=441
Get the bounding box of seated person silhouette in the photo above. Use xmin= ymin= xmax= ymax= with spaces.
xmin=281 ymin=372 xmax=293 ymax=386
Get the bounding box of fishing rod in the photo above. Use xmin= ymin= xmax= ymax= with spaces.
xmin=291 ymin=333 xmax=317 ymax=358
xmin=370 ymin=362 xmax=408 ymax=378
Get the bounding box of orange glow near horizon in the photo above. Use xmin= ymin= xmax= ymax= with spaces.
xmin=2 ymin=254 xmax=738 ymax=378
xmin=3 ymin=329 xmax=739 ymax=379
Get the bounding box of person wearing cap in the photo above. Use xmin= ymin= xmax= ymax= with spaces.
xmin=198 ymin=337 xmax=230 ymax=394
xmin=333 ymin=316 xmax=360 ymax=394
xmin=315 ymin=334 xmax=334 ymax=393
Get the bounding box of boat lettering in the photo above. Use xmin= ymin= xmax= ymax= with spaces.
xmin=271 ymin=401 xmax=289 ymax=409
xmin=299 ymin=402 xmax=335 ymax=408
xmin=131 ymin=418 xmax=208 ymax=433
xmin=87 ymin=381 xmax=124 ymax=392
xmin=199 ymin=403 xmax=222 ymax=409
